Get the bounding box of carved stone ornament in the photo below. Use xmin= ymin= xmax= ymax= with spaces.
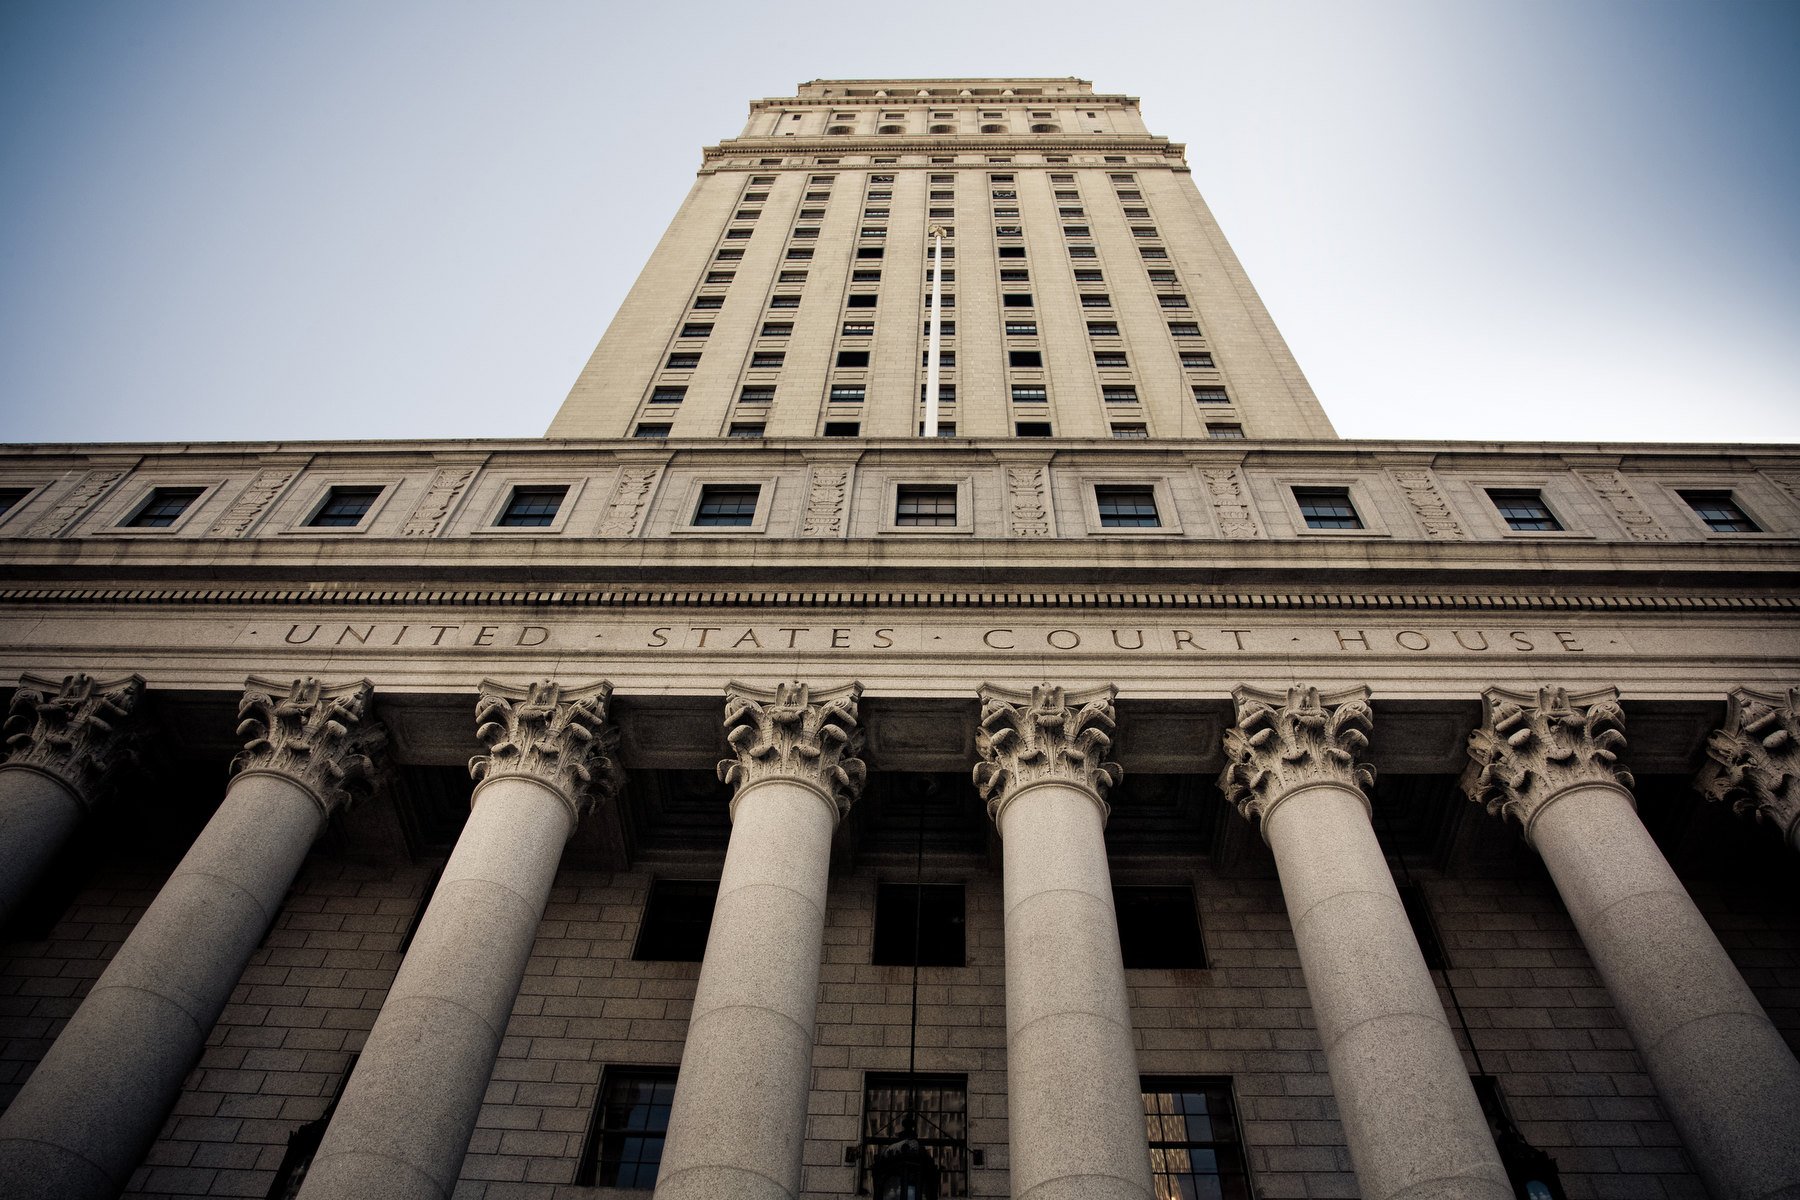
xmin=1390 ymin=469 xmax=1466 ymax=539
xmin=1461 ymin=686 xmax=1635 ymax=839
xmin=973 ymin=683 xmax=1122 ymax=822
xmin=1006 ymin=467 xmax=1051 ymax=537
xmin=598 ymin=468 xmax=660 ymax=537
xmin=207 ymin=467 xmax=298 ymax=537
xmin=1218 ymin=684 xmax=1375 ymax=830
xmin=718 ymin=680 xmax=865 ymax=819
xmin=800 ymin=468 xmax=849 ymax=537
xmin=1695 ymin=687 xmax=1800 ymax=848
xmin=1201 ymin=468 xmax=1260 ymax=539
xmin=2 ymin=672 xmax=147 ymax=806
xmin=469 ymin=679 xmax=622 ymax=824
xmin=232 ymin=677 xmax=387 ymax=817
xmin=402 ymin=465 xmax=478 ymax=537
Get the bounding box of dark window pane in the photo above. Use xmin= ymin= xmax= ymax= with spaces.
xmin=873 ymin=883 xmax=965 ymax=965
xmin=1486 ymin=489 xmax=1561 ymax=531
xmin=0 ymin=487 xmax=30 ymax=519
xmin=895 ymin=486 xmax=957 ymax=528
xmin=634 ymin=880 xmax=718 ymax=962
xmin=859 ymin=1074 xmax=969 ymax=1196
xmin=308 ymin=486 xmax=382 ymax=527
xmin=1293 ymin=487 xmax=1361 ymax=530
xmin=1142 ymin=1077 xmax=1253 ymax=1200
xmin=125 ymin=486 xmax=204 ymax=528
xmin=1679 ymin=490 xmax=1760 ymax=533
xmin=579 ymin=1066 xmax=679 ymax=1188
xmin=694 ymin=485 xmax=759 ymax=527
xmin=1096 ymin=485 xmax=1160 ymax=528
xmin=497 ymin=485 xmax=569 ymax=527
xmin=1115 ymin=886 xmax=1206 ymax=968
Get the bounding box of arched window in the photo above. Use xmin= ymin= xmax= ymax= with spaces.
xmin=980 ymin=124 xmax=1003 ymax=133
xmin=929 ymin=124 xmax=953 ymax=134
xmin=878 ymin=125 xmax=902 ymax=134
xmin=827 ymin=125 xmax=852 ymax=135
xmin=1031 ymin=123 xmax=1059 ymax=133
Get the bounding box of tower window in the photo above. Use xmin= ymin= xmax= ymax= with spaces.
xmin=1063 ymin=225 xmax=1091 ymax=237
xmin=1680 ymin=490 xmax=1760 ymax=533
xmin=692 ymin=295 xmax=723 ymax=310
xmin=846 ymin=293 xmax=878 ymax=307
xmin=1294 ymin=487 xmax=1362 ymax=530
xmin=728 ymin=422 xmax=765 ymax=438
xmin=1115 ymin=886 xmax=1206 ymax=968
xmin=1168 ymin=322 xmax=1202 ymax=337
xmin=739 ymin=386 xmax=774 ymax=404
xmin=830 ymin=385 xmax=866 ymax=403
xmin=836 ymin=350 xmax=871 ymax=367
xmin=750 ymin=352 xmax=785 ymax=368
xmin=1015 ymin=421 xmax=1052 ymax=437
xmin=1102 ymin=387 xmax=1139 ymax=404
xmin=1111 ymin=424 xmax=1149 ymax=439
xmin=1008 ymin=351 xmax=1043 ymax=367
xmin=634 ymin=880 xmax=718 ymax=962
xmin=1095 ymin=485 xmax=1160 ymax=528
xmin=124 ymin=487 xmax=204 ymax=528
xmin=1094 ymin=352 xmax=1127 ymax=367
xmin=1141 ymin=1078 xmax=1251 ymax=1200
xmin=1006 ymin=322 xmax=1038 ymax=336
xmin=1081 ymin=294 xmax=1112 ymax=308
xmin=633 ymin=424 xmax=670 ymax=439
xmin=1192 ymin=387 xmax=1228 ymax=404
xmin=1087 ymin=322 xmax=1120 ymax=337
xmin=1011 ymin=386 xmax=1047 ymax=402
xmin=823 ymin=422 xmax=860 ymax=437
xmin=307 ymin=486 xmax=382 ymax=528
xmin=760 ymin=322 xmax=792 ymax=337
xmin=894 ymin=485 xmax=958 ymax=528
xmin=1181 ymin=353 xmax=1215 ymax=368
xmin=576 ymin=1067 xmax=678 ymax=1188
xmin=666 ymin=353 xmax=700 ymax=369
xmin=1002 ymin=294 xmax=1034 ymax=308
xmin=649 ymin=386 xmax=686 ymax=404
xmin=678 ymin=323 xmax=712 ymax=338
xmin=693 ymin=485 xmax=760 ymax=527
xmin=1157 ymin=294 xmax=1190 ymax=309
xmin=769 ymin=295 xmax=801 ymax=308
xmin=497 ymin=486 xmax=569 ymax=527
xmin=1488 ymin=489 xmax=1562 ymax=532
xmin=1206 ymin=423 xmax=1245 ymax=440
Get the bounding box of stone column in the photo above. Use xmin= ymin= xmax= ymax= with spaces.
xmin=654 ymin=681 xmax=864 ymax=1200
xmin=1696 ymin=686 xmax=1800 ymax=853
xmin=1221 ymin=685 xmax=1511 ymax=1200
xmin=973 ymin=683 xmax=1154 ymax=1200
xmin=0 ymin=676 xmax=384 ymax=1200
xmin=300 ymin=680 xmax=620 ymax=1200
xmin=1465 ymin=686 xmax=1800 ymax=1199
xmin=0 ymin=672 xmax=145 ymax=923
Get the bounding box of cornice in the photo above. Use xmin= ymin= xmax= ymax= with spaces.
xmin=706 ymin=137 xmax=1180 ymax=157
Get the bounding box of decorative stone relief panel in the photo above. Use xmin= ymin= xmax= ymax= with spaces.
xmin=1200 ymin=468 xmax=1259 ymax=539
xmin=719 ymin=679 xmax=865 ymax=817
xmin=470 ymin=679 xmax=621 ymax=820
xmin=2 ymin=672 xmax=146 ymax=807
xmin=1577 ymin=471 xmax=1668 ymax=541
xmin=233 ymin=676 xmax=387 ymax=816
xmin=1219 ymin=684 xmax=1375 ymax=826
xmin=800 ymin=467 xmax=849 ymax=537
xmin=597 ymin=467 xmax=660 ymax=537
xmin=1006 ymin=466 xmax=1051 ymax=537
xmin=207 ymin=468 xmax=299 ymax=537
xmin=1462 ymin=685 xmax=1635 ymax=835
xmin=22 ymin=469 xmax=128 ymax=537
xmin=974 ymin=683 xmax=1121 ymax=818
xmin=402 ymin=466 xmax=478 ymax=537
xmin=1390 ymin=469 xmax=1466 ymax=539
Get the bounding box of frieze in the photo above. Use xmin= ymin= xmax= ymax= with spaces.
xmin=597 ymin=467 xmax=660 ymax=537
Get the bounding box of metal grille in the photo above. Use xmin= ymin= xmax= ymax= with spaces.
xmin=1143 ymin=1078 xmax=1253 ymax=1200
xmin=859 ymin=1074 xmax=968 ymax=1196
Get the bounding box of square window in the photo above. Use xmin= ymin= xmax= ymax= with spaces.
xmin=837 ymin=350 xmax=871 ymax=367
xmin=694 ymin=485 xmax=760 ymax=527
xmin=1111 ymin=424 xmax=1148 ymax=438
xmin=307 ymin=486 xmax=383 ymax=528
xmin=873 ymin=882 xmax=964 ymax=964
xmin=1009 ymin=350 xmax=1043 ymax=367
xmin=666 ymin=352 xmax=700 ymax=369
xmin=858 ymin=1074 xmax=969 ymax=1197
xmin=1680 ymin=490 xmax=1760 ymax=533
xmin=750 ymin=352 xmax=785 ymax=369
xmin=634 ymin=880 xmax=718 ymax=962
xmin=1115 ymin=885 xmax=1206 ymax=967
xmin=497 ymin=485 xmax=569 ymax=527
xmin=633 ymin=423 xmax=670 ymax=439
xmin=1096 ymin=485 xmax=1159 ymax=527
xmin=577 ymin=1067 xmax=678 ymax=1188
xmin=649 ymin=386 xmax=686 ymax=404
xmin=824 ymin=421 xmax=860 ymax=437
xmin=1141 ymin=1077 xmax=1252 ymax=1200
xmin=124 ymin=486 xmax=204 ymax=528
xmin=894 ymin=485 xmax=958 ymax=528
xmin=729 ymin=422 xmax=765 ymax=438
xmin=1488 ymin=489 xmax=1563 ymax=532
xmin=830 ymin=385 xmax=867 ymax=403
xmin=1207 ymin=423 xmax=1245 ymax=439
xmin=1294 ymin=487 xmax=1362 ymax=530
xmin=1015 ymin=421 xmax=1052 ymax=437
xmin=1102 ymin=387 xmax=1138 ymax=404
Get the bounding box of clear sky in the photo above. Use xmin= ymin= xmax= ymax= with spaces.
xmin=1 ymin=0 xmax=1795 ymax=445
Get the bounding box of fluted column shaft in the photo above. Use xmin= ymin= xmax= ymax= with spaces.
xmin=1224 ymin=686 xmax=1510 ymax=1200
xmin=1468 ymin=686 xmax=1800 ymax=1200
xmin=0 ymin=672 xmax=144 ymax=924
xmin=0 ymin=677 xmax=382 ymax=1200
xmin=976 ymin=683 xmax=1153 ymax=1200
xmin=301 ymin=680 xmax=618 ymax=1200
xmin=656 ymin=680 xmax=864 ymax=1200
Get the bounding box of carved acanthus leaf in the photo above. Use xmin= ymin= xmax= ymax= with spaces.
xmin=1461 ymin=686 xmax=1634 ymax=833
xmin=718 ymin=680 xmax=865 ymax=818
xmin=1219 ymin=685 xmax=1374 ymax=827
xmin=1695 ymin=687 xmax=1799 ymax=844
xmin=469 ymin=680 xmax=621 ymax=822
xmin=2 ymin=672 xmax=147 ymax=806
xmin=232 ymin=677 xmax=386 ymax=816
xmin=973 ymin=683 xmax=1122 ymax=820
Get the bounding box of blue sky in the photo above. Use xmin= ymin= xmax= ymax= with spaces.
xmin=1 ymin=0 xmax=1795 ymax=444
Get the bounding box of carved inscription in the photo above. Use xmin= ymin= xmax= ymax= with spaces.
xmin=402 ymin=466 xmax=477 ymax=537
xmin=208 ymin=468 xmax=299 ymax=537
xmin=1390 ymin=469 xmax=1466 ymax=539
xmin=23 ymin=469 xmax=127 ymax=537
xmin=800 ymin=468 xmax=848 ymax=537
xmin=1201 ymin=469 xmax=1259 ymax=539
xmin=598 ymin=468 xmax=659 ymax=536
xmin=1007 ymin=466 xmax=1050 ymax=536
xmin=1578 ymin=470 xmax=1668 ymax=541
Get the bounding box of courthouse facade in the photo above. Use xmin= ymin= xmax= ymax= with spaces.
xmin=0 ymin=77 xmax=1797 ymax=1200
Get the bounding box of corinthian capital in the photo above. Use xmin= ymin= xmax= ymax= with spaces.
xmin=1219 ymin=684 xmax=1374 ymax=828
xmin=1696 ymin=687 xmax=1800 ymax=848
xmin=470 ymin=679 xmax=622 ymax=823
xmin=232 ymin=677 xmax=387 ymax=816
xmin=2 ymin=672 xmax=147 ymax=806
xmin=718 ymin=680 xmax=865 ymax=819
xmin=1461 ymin=686 xmax=1635 ymax=836
xmin=973 ymin=683 xmax=1122 ymax=822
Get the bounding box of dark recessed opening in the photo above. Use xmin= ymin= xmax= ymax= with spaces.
xmin=873 ymin=882 xmax=965 ymax=966
xmin=634 ymin=879 xmax=719 ymax=962
xmin=1115 ymin=885 xmax=1206 ymax=968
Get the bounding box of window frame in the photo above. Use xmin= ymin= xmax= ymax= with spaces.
xmin=674 ymin=478 xmax=776 ymax=535
xmin=1081 ymin=476 xmax=1182 ymax=536
xmin=1277 ymin=478 xmax=1388 ymax=538
xmin=1667 ymin=483 xmax=1779 ymax=538
xmin=286 ymin=479 xmax=397 ymax=535
xmin=574 ymin=1064 xmax=680 ymax=1189
xmin=1140 ymin=1076 xmax=1255 ymax=1200
xmin=880 ymin=476 xmax=974 ymax=535
xmin=112 ymin=481 xmax=216 ymax=535
xmin=478 ymin=478 xmax=587 ymax=535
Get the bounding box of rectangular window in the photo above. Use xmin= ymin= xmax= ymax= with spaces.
xmin=715 ymin=248 xmax=743 ymax=261
xmin=307 ymin=486 xmax=382 ymax=528
xmin=1207 ymin=423 xmax=1245 ymax=439
xmin=1102 ymin=387 xmax=1138 ymax=404
xmin=1158 ymin=295 xmax=1190 ymax=308
xmin=1142 ymin=1078 xmax=1252 ymax=1200
xmin=723 ymin=228 xmax=752 ymax=239
xmin=1168 ymin=322 xmax=1202 ymax=337
xmin=577 ymin=1067 xmax=678 ymax=1188
xmin=733 ymin=210 xmax=758 ymax=220
xmin=778 ymin=270 xmax=806 ymax=283
xmin=856 ymin=247 xmax=884 ymax=259
xmin=1074 ymin=269 xmax=1104 ymax=282
xmin=649 ymin=386 xmax=686 ymax=404
xmin=1096 ymin=485 xmax=1160 ymax=528
xmin=1011 ymin=385 xmax=1047 ymax=402
xmin=785 ymin=248 xmax=813 ymax=260
xmin=750 ymin=352 xmax=784 ymax=368
xmin=1087 ymin=322 xmax=1120 ymax=337
xmin=666 ymin=353 xmax=700 ymax=369
xmin=893 ymin=486 xmax=959 ymax=530
xmin=846 ymin=293 xmax=879 ymax=308
xmin=0 ymin=486 xmax=30 ymax=519
xmin=920 ymin=321 xmax=957 ymax=336
xmin=634 ymin=880 xmax=718 ymax=962
xmin=739 ymin=385 xmax=774 ymax=404
xmin=1063 ymin=225 xmax=1091 ymax=237
xmin=1294 ymin=487 xmax=1362 ymax=530
xmin=728 ymin=422 xmax=765 ymax=438
xmin=1058 ymin=207 xmax=1085 ymax=217
xmin=919 ymin=383 xmax=957 ymax=402
xmin=760 ymin=322 xmax=792 ymax=337
xmin=1009 ymin=350 xmax=1043 ymax=367
xmin=497 ymin=485 xmax=568 ymax=527
xmin=1111 ymin=424 xmax=1148 ymax=438
xmin=1115 ymin=885 xmax=1206 ymax=967
xmin=705 ymin=271 xmax=734 ymax=283
xmin=633 ymin=423 xmax=670 ymax=439
xmin=679 ymin=323 xmax=712 ymax=338
xmin=843 ymin=321 xmax=875 ymax=337
xmin=836 ymin=350 xmax=871 ymax=367
xmin=691 ymin=296 xmax=723 ymax=310
xmin=864 ymin=208 xmax=890 ymax=218
xmin=1148 ymin=269 xmax=1178 ymax=283
xmin=124 ymin=486 xmax=204 ymax=528
xmin=852 ymin=269 xmax=882 ymax=282
xmin=1117 ymin=189 xmax=1143 ymax=200
xmin=1002 ymin=294 xmax=1034 ymax=308
xmin=995 ymin=225 xmax=1022 ymax=237
xmin=1015 ymin=421 xmax=1052 ymax=437
xmin=1181 ymin=352 xmax=1215 ymax=369
xmin=873 ymin=884 xmax=966 ymax=965
xmin=769 ymin=295 xmax=801 ymax=308
xmin=1005 ymin=322 xmax=1038 ymax=336
xmin=860 ymin=227 xmax=887 ymax=238
xmin=1067 ymin=245 xmax=1097 ymax=259
xmin=693 ymin=485 xmax=760 ymax=527
xmin=919 ymin=350 xmax=956 ymax=366
xmin=1192 ymin=387 xmax=1228 ymax=404
xmin=824 ymin=421 xmax=860 ymax=437
xmin=1094 ymin=352 xmax=1127 ymax=367
xmin=999 ymin=269 xmax=1030 ymax=281
xmin=791 ymin=227 xmax=818 ymax=239
xmin=924 ymin=294 xmax=955 ymax=308
xmin=1680 ymin=490 xmax=1760 ymax=532
xmin=1488 ymin=489 xmax=1562 ymax=532
xmin=998 ymin=245 xmax=1027 ymax=258
xmin=1139 ymin=246 xmax=1169 ymax=259
xmin=830 ymin=385 xmax=867 ymax=403
xmin=1081 ymin=294 xmax=1112 ymax=308
xmin=858 ymin=1075 xmax=969 ymax=1197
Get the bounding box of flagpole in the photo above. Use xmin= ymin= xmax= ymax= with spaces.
xmin=924 ymin=225 xmax=945 ymax=437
